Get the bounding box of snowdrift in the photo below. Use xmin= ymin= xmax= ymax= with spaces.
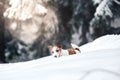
xmin=0 ymin=35 xmax=120 ymax=80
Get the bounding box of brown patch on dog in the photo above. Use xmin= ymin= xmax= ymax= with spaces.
xmin=57 ymin=44 xmax=62 ymax=48
xmin=68 ymin=48 xmax=76 ymax=55
xmin=56 ymin=45 xmax=62 ymax=56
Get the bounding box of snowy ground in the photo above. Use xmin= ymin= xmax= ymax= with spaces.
xmin=0 ymin=35 xmax=120 ymax=80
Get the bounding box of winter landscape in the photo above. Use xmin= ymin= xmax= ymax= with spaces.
xmin=0 ymin=35 xmax=120 ymax=80
xmin=0 ymin=0 xmax=120 ymax=80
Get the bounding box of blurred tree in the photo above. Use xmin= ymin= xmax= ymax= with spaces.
xmin=90 ymin=0 xmax=120 ymax=39
xmin=0 ymin=0 xmax=6 ymax=63
xmin=3 ymin=0 xmax=60 ymax=63
xmin=54 ymin=0 xmax=120 ymax=45
xmin=1 ymin=0 xmax=120 ymax=63
xmin=54 ymin=0 xmax=96 ymax=45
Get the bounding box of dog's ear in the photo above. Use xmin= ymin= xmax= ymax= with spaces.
xmin=57 ymin=44 xmax=62 ymax=48
xmin=48 ymin=45 xmax=53 ymax=50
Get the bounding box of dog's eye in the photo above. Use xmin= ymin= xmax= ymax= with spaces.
xmin=56 ymin=50 xmax=59 ymax=52
xmin=52 ymin=51 xmax=54 ymax=53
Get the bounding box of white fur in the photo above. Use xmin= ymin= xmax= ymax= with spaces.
xmin=61 ymin=49 xmax=69 ymax=56
xmin=50 ymin=46 xmax=69 ymax=57
xmin=51 ymin=46 xmax=59 ymax=57
xmin=51 ymin=46 xmax=80 ymax=58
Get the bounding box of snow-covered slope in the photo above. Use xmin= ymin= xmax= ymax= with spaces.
xmin=80 ymin=35 xmax=120 ymax=52
xmin=0 ymin=35 xmax=120 ymax=80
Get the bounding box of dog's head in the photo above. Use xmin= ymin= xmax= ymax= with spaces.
xmin=48 ymin=44 xmax=62 ymax=58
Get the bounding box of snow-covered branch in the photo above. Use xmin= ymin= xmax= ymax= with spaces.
xmin=4 ymin=0 xmax=47 ymax=21
xmin=94 ymin=0 xmax=113 ymax=19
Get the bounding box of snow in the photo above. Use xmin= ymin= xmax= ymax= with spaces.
xmin=94 ymin=0 xmax=113 ymax=18
xmin=0 ymin=35 xmax=120 ymax=80
xmin=92 ymin=0 xmax=103 ymax=5
xmin=80 ymin=35 xmax=120 ymax=52
xmin=113 ymin=0 xmax=120 ymax=5
xmin=4 ymin=0 xmax=47 ymax=20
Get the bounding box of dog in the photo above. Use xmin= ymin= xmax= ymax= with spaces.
xmin=48 ymin=44 xmax=80 ymax=58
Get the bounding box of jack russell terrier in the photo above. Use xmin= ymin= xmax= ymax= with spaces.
xmin=48 ymin=44 xmax=80 ymax=58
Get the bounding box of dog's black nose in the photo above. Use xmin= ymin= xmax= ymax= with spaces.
xmin=54 ymin=55 xmax=57 ymax=58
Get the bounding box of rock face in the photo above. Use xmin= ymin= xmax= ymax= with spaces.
xmin=0 ymin=0 xmax=120 ymax=63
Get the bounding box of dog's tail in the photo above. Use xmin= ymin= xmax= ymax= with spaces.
xmin=75 ymin=48 xmax=80 ymax=52
xmin=71 ymin=43 xmax=81 ymax=53
xmin=71 ymin=43 xmax=79 ymax=48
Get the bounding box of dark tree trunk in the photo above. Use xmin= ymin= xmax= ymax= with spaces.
xmin=0 ymin=1 xmax=6 ymax=63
